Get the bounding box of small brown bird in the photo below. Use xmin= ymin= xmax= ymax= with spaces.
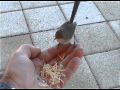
xmin=55 ymin=1 xmax=80 ymax=45
xmin=55 ymin=21 xmax=77 ymax=44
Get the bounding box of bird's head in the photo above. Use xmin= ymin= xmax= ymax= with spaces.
xmin=54 ymin=30 xmax=64 ymax=43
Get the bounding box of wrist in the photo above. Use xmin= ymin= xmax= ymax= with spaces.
xmin=0 ymin=75 xmax=17 ymax=89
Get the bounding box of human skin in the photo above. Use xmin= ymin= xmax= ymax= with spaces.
xmin=0 ymin=44 xmax=83 ymax=89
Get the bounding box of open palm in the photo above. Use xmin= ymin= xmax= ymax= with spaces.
xmin=33 ymin=43 xmax=83 ymax=89
xmin=1 ymin=44 xmax=83 ymax=89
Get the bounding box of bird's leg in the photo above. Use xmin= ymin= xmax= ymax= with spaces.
xmin=73 ymin=34 xmax=77 ymax=48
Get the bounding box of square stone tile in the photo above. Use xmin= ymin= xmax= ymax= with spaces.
xmin=24 ymin=6 xmax=66 ymax=32
xmin=94 ymin=1 xmax=120 ymax=20
xmin=75 ymin=22 xmax=120 ymax=55
xmin=0 ymin=35 xmax=32 ymax=70
xmin=109 ymin=20 xmax=120 ymax=40
xmin=21 ymin=1 xmax=57 ymax=9
xmin=0 ymin=1 xmax=21 ymax=13
xmin=58 ymin=1 xmax=74 ymax=4
xmin=31 ymin=30 xmax=57 ymax=51
xmin=60 ymin=1 xmax=105 ymax=25
xmin=86 ymin=49 xmax=120 ymax=89
xmin=64 ymin=57 xmax=99 ymax=89
xmin=0 ymin=11 xmax=29 ymax=38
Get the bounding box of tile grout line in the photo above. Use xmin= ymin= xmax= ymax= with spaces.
xmin=84 ymin=56 xmax=101 ymax=89
xmin=84 ymin=47 xmax=120 ymax=56
xmin=0 ymin=3 xmax=58 ymax=14
xmin=0 ymin=2 xmax=74 ymax=14
xmin=0 ymin=19 xmax=119 ymax=39
xmin=0 ymin=28 xmax=58 ymax=39
xmin=56 ymin=1 xmax=68 ymax=21
xmin=19 ymin=1 xmax=34 ymax=45
xmin=0 ymin=9 xmax=22 ymax=14
xmin=107 ymin=21 xmax=120 ymax=42
xmin=93 ymin=1 xmax=120 ymax=42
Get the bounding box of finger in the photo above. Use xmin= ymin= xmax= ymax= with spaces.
xmin=60 ymin=57 xmax=81 ymax=88
xmin=39 ymin=43 xmax=72 ymax=62
xmin=15 ymin=44 xmax=41 ymax=59
xmin=48 ymin=45 xmax=73 ymax=65
xmin=61 ymin=47 xmax=83 ymax=68
xmin=32 ymin=58 xmax=44 ymax=74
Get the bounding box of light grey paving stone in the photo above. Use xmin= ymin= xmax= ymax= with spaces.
xmin=31 ymin=30 xmax=57 ymax=51
xmin=60 ymin=1 xmax=105 ymax=25
xmin=58 ymin=1 xmax=74 ymax=4
xmin=94 ymin=1 xmax=120 ymax=20
xmin=85 ymin=49 xmax=120 ymax=89
xmin=24 ymin=6 xmax=66 ymax=32
xmin=0 ymin=1 xmax=21 ymax=13
xmin=0 ymin=11 xmax=29 ymax=38
xmin=64 ymin=57 xmax=99 ymax=89
xmin=21 ymin=1 xmax=57 ymax=9
xmin=0 ymin=35 xmax=32 ymax=70
xmin=75 ymin=22 xmax=120 ymax=55
xmin=109 ymin=20 xmax=120 ymax=40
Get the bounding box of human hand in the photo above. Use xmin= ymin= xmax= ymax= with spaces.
xmin=0 ymin=44 xmax=83 ymax=89
xmin=33 ymin=43 xmax=83 ymax=89
xmin=0 ymin=44 xmax=42 ymax=89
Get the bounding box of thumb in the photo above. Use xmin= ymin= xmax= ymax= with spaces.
xmin=30 ymin=46 xmax=41 ymax=59
xmin=15 ymin=44 xmax=41 ymax=59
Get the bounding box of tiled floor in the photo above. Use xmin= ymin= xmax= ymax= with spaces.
xmin=60 ymin=1 xmax=105 ymax=25
xmin=0 ymin=11 xmax=29 ymax=38
xmin=24 ymin=6 xmax=65 ymax=32
xmin=94 ymin=1 xmax=120 ymax=21
xmin=0 ymin=1 xmax=120 ymax=89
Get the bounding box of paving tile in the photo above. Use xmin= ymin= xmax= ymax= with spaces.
xmin=60 ymin=1 xmax=105 ymax=25
xmin=75 ymin=22 xmax=120 ymax=55
xmin=31 ymin=30 xmax=57 ymax=51
xmin=109 ymin=20 xmax=120 ymax=40
xmin=21 ymin=1 xmax=57 ymax=9
xmin=0 ymin=35 xmax=32 ymax=70
xmin=85 ymin=49 xmax=120 ymax=89
xmin=0 ymin=1 xmax=21 ymax=13
xmin=24 ymin=6 xmax=66 ymax=32
xmin=0 ymin=11 xmax=29 ymax=38
xmin=58 ymin=1 xmax=74 ymax=4
xmin=63 ymin=57 xmax=99 ymax=89
xmin=94 ymin=1 xmax=120 ymax=20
